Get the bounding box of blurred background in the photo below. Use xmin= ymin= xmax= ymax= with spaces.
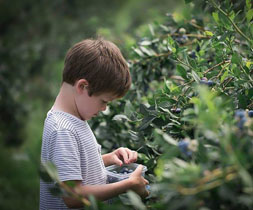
xmin=0 ymin=0 xmax=185 ymax=209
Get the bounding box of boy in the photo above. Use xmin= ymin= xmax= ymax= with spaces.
xmin=40 ymin=38 xmax=149 ymax=209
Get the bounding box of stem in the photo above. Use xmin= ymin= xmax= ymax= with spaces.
xmin=176 ymin=58 xmax=192 ymax=69
xmin=208 ymin=0 xmax=252 ymax=45
xmin=204 ymin=60 xmax=230 ymax=75
xmin=59 ymin=182 xmax=91 ymax=206
xmin=215 ymin=62 xmax=230 ymax=78
xmin=169 ymin=33 xmax=211 ymax=39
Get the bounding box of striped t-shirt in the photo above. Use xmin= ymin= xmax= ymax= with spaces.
xmin=40 ymin=110 xmax=107 ymax=210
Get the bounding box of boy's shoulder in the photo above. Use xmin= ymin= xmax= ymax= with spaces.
xmin=44 ymin=110 xmax=86 ymax=133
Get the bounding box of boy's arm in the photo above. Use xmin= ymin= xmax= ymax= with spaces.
xmin=63 ymin=165 xmax=148 ymax=208
xmin=102 ymin=147 xmax=138 ymax=166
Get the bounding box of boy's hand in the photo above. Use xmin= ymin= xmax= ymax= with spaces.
xmin=112 ymin=147 xmax=138 ymax=166
xmin=129 ymin=165 xmax=149 ymax=198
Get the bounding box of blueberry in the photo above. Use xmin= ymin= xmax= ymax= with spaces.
xmin=196 ymin=45 xmax=200 ymax=52
xmin=175 ymin=35 xmax=188 ymax=44
xmin=128 ymin=169 xmax=133 ymax=173
xmin=182 ymin=35 xmax=188 ymax=42
xmin=207 ymin=80 xmax=215 ymax=87
xmin=120 ymin=167 xmax=129 ymax=173
xmin=175 ymin=108 xmax=181 ymax=113
xmin=108 ymin=176 xmax=118 ymax=183
xmin=235 ymin=110 xmax=245 ymax=118
xmin=146 ymin=185 xmax=151 ymax=191
xmin=248 ymin=110 xmax=253 ymax=118
xmin=237 ymin=117 xmax=247 ymax=130
xmin=200 ymin=80 xmax=209 ymax=85
xmin=178 ymin=140 xmax=192 ymax=157
xmin=189 ymin=52 xmax=197 ymax=59
xmin=171 ymin=108 xmax=181 ymax=113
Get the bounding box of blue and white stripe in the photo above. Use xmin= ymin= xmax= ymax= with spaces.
xmin=40 ymin=110 xmax=107 ymax=210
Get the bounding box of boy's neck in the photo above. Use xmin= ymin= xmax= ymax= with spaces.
xmin=52 ymin=82 xmax=81 ymax=120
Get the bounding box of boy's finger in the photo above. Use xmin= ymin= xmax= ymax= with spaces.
xmin=144 ymin=178 xmax=149 ymax=185
xmin=120 ymin=148 xmax=129 ymax=164
xmin=128 ymin=151 xmax=138 ymax=163
xmin=114 ymin=158 xmax=123 ymax=166
xmin=133 ymin=165 xmax=143 ymax=175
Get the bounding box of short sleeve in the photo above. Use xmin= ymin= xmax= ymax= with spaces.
xmin=50 ymin=129 xmax=83 ymax=182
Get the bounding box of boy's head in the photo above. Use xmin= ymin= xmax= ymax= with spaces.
xmin=62 ymin=38 xmax=131 ymax=98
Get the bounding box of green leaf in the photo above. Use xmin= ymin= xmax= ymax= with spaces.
xmin=176 ymin=65 xmax=188 ymax=79
xmin=138 ymin=115 xmax=156 ymax=131
xmin=140 ymin=104 xmax=150 ymax=115
xmin=149 ymin=24 xmax=155 ymax=36
xmin=212 ymin=12 xmax=219 ymax=23
xmin=231 ymin=53 xmax=242 ymax=65
xmin=41 ymin=161 xmax=60 ymax=182
xmin=127 ymin=191 xmax=147 ymax=210
xmin=204 ymin=30 xmax=214 ymax=37
xmin=133 ymin=48 xmax=144 ymax=57
xmin=139 ymin=40 xmax=152 ymax=46
xmin=140 ymin=46 xmax=156 ymax=56
xmin=191 ymin=70 xmax=200 ymax=83
xmin=124 ymin=100 xmax=135 ymax=117
xmin=220 ymin=70 xmax=229 ymax=83
xmin=88 ymin=195 xmax=98 ymax=210
xmin=246 ymin=0 xmax=251 ymax=10
xmin=155 ymin=129 xmax=178 ymax=145
xmin=39 ymin=166 xmax=53 ymax=182
xmin=246 ymin=9 xmax=253 ymax=23
xmin=219 ymin=12 xmax=231 ymax=29
xmin=65 ymin=180 xmax=76 ymax=188
xmin=113 ymin=114 xmax=131 ymax=122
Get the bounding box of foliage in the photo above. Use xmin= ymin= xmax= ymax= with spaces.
xmin=38 ymin=0 xmax=253 ymax=209
xmin=88 ymin=0 xmax=253 ymax=209
xmin=0 ymin=0 xmax=181 ymax=209
xmin=0 ymin=0 xmax=176 ymax=146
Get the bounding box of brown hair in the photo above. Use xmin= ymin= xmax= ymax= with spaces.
xmin=62 ymin=38 xmax=131 ymax=97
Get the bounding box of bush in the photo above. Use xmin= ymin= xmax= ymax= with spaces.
xmin=42 ymin=0 xmax=253 ymax=209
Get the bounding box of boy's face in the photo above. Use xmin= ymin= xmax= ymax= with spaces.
xmin=75 ymin=83 xmax=117 ymax=120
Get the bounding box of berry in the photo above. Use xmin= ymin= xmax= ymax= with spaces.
xmin=108 ymin=176 xmax=118 ymax=183
xmin=200 ymin=80 xmax=209 ymax=85
xmin=196 ymin=45 xmax=200 ymax=52
xmin=235 ymin=110 xmax=246 ymax=118
xmin=207 ymin=80 xmax=215 ymax=87
xmin=199 ymin=79 xmax=215 ymax=87
xmin=120 ymin=167 xmax=129 ymax=174
xmin=178 ymin=140 xmax=192 ymax=157
xmin=237 ymin=117 xmax=247 ymax=130
xmin=189 ymin=51 xmax=197 ymax=59
xmin=146 ymin=185 xmax=151 ymax=191
xmin=175 ymin=35 xmax=188 ymax=44
xmin=171 ymin=108 xmax=181 ymax=113
xmin=248 ymin=110 xmax=253 ymax=118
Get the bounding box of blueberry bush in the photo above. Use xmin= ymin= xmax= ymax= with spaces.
xmin=41 ymin=0 xmax=253 ymax=209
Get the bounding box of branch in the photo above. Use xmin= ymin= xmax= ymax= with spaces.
xmin=208 ymin=0 xmax=252 ymax=45
xmin=169 ymin=33 xmax=211 ymax=39
xmin=204 ymin=60 xmax=231 ymax=75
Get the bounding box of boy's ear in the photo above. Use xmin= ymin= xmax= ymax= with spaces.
xmin=75 ymin=79 xmax=89 ymax=94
